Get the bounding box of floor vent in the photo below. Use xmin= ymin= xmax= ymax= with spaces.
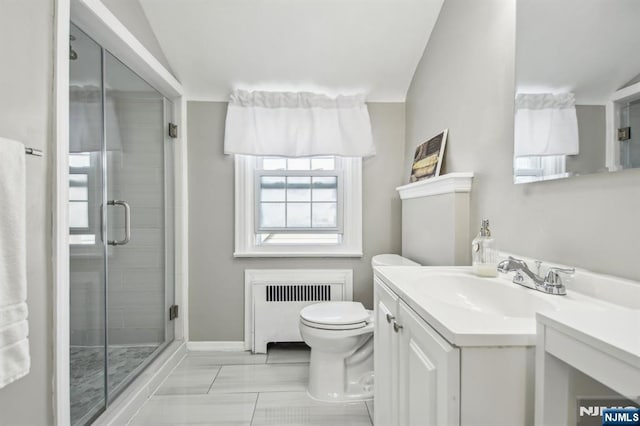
xmin=245 ymin=270 xmax=353 ymax=353
xmin=266 ymin=284 xmax=331 ymax=302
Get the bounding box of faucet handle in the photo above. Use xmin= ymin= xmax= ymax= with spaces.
xmin=534 ymin=260 xmax=542 ymax=275
xmin=497 ymin=256 xmax=528 ymax=274
xmin=544 ymin=267 xmax=575 ymax=286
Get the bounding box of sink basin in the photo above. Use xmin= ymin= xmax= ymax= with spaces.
xmin=373 ymin=266 xmax=609 ymax=346
xmin=406 ymin=272 xmax=557 ymax=318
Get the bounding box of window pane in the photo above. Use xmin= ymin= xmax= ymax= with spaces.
xmin=287 ymin=158 xmax=310 ymax=170
xmin=287 ymin=176 xmax=311 ymax=202
xmin=311 ymin=157 xmax=335 ymax=170
xmin=69 ymin=202 xmax=89 ymax=228
xmin=69 ymin=186 xmax=88 ymax=201
xmin=69 ymin=153 xmax=91 ymax=168
xmin=260 ymin=176 xmax=286 ymax=201
xmin=312 ymin=202 xmax=337 ymax=228
xmin=287 ymin=203 xmax=311 ymax=227
xmin=312 ymin=176 xmax=337 ymax=202
xmin=69 ymin=174 xmax=88 ymax=187
xmin=260 ymin=203 xmax=286 ymax=228
xmin=262 ymin=157 xmax=287 ymax=170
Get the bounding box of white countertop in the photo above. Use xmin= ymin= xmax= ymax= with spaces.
xmin=537 ymin=309 xmax=640 ymax=369
xmin=374 ymin=266 xmax=627 ymax=347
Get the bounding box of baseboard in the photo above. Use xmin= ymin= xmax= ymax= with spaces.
xmin=93 ymin=341 xmax=187 ymax=426
xmin=187 ymin=341 xmax=246 ymax=352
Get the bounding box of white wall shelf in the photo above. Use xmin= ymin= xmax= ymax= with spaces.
xmin=396 ymin=172 xmax=474 ymax=200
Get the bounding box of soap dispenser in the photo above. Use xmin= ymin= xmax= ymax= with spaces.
xmin=472 ymin=219 xmax=498 ymax=277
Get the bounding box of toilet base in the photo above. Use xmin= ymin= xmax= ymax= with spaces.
xmin=306 ymin=344 xmax=374 ymax=403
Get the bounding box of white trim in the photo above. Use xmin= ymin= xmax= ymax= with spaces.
xmin=605 ymin=83 xmax=640 ymax=173
xmin=55 ymin=1 xmax=187 ymax=423
xmin=234 ymin=156 xmax=363 ymax=257
xmin=396 ymin=172 xmax=474 ymax=200
xmin=244 ymin=276 xmax=252 ymax=351
xmin=234 ymin=251 xmax=363 ymax=258
xmin=605 ymin=101 xmax=620 ymax=172
xmin=610 ymin=80 xmax=640 ymax=103
xmin=70 ymin=0 xmax=181 ymax=99
xmin=243 ymin=269 xmax=354 ymax=351
xmin=93 ymin=341 xmax=187 ymax=426
xmin=53 ymin=1 xmax=71 ymax=424
xmin=175 ymin=97 xmax=189 ymax=341
xmin=187 ymin=341 xmax=247 ymax=352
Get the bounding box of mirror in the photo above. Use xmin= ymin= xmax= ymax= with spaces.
xmin=514 ymin=0 xmax=640 ymax=183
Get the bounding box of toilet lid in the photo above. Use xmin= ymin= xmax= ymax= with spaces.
xmin=300 ymin=302 xmax=370 ymax=326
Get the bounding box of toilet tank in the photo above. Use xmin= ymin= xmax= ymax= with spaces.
xmin=371 ymin=254 xmax=420 ymax=267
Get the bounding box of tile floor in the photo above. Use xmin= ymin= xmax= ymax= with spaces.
xmin=129 ymin=343 xmax=374 ymax=425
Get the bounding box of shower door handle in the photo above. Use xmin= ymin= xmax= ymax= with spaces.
xmin=106 ymin=200 xmax=131 ymax=246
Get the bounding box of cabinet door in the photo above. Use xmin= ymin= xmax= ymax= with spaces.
xmin=397 ymin=301 xmax=460 ymax=426
xmin=374 ymin=278 xmax=399 ymax=426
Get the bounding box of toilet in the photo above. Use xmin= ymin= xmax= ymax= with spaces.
xmin=299 ymin=254 xmax=419 ymax=402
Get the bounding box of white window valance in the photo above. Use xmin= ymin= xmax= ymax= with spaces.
xmin=514 ymin=93 xmax=579 ymax=157
xmin=224 ymin=90 xmax=375 ymax=157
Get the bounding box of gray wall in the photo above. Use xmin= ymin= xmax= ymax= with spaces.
xmin=566 ymin=105 xmax=607 ymax=175
xmin=188 ymin=102 xmax=405 ymax=341
xmin=402 ymin=193 xmax=470 ymax=266
xmin=0 ymin=1 xmax=53 ymax=424
xmin=100 ymin=0 xmax=174 ymax=74
xmin=405 ymin=0 xmax=640 ymax=281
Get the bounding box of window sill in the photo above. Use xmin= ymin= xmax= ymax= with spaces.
xmin=233 ymin=250 xmax=363 ymax=258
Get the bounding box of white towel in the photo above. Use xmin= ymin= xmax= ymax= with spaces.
xmin=0 ymin=137 xmax=30 ymax=388
xmin=514 ymin=93 xmax=579 ymax=157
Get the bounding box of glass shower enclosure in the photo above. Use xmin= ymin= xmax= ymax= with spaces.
xmin=68 ymin=23 xmax=175 ymax=425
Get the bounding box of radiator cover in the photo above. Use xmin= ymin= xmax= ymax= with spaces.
xmin=244 ymin=269 xmax=353 ymax=353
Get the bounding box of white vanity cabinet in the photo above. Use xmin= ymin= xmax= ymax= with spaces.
xmin=397 ymin=300 xmax=460 ymax=425
xmin=374 ymin=277 xmax=460 ymax=426
xmin=374 ymin=277 xmax=399 ymax=425
xmin=374 ymin=274 xmax=534 ymax=426
xmin=373 ymin=262 xmax=640 ymax=425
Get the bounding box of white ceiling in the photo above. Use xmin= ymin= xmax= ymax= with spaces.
xmin=138 ymin=0 xmax=444 ymax=102
xmin=516 ymin=0 xmax=640 ymax=105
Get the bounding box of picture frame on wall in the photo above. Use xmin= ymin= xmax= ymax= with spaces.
xmin=409 ymin=129 xmax=448 ymax=182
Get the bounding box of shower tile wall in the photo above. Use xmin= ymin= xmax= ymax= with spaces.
xmin=70 ymin=95 xmax=165 ymax=346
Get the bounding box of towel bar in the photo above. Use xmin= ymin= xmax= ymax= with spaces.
xmin=24 ymin=147 xmax=43 ymax=157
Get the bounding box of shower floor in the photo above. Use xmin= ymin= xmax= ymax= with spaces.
xmin=70 ymin=345 xmax=158 ymax=425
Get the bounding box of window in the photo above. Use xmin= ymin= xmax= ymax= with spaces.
xmin=514 ymin=155 xmax=568 ymax=183
xmin=235 ymin=155 xmax=362 ymax=257
xmin=256 ymin=157 xmax=342 ymax=238
xmin=69 ymin=152 xmax=97 ymax=246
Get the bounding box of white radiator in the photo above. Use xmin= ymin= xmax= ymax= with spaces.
xmin=244 ymin=269 xmax=353 ymax=353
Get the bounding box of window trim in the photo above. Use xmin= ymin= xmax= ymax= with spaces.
xmin=234 ymin=155 xmax=362 ymax=257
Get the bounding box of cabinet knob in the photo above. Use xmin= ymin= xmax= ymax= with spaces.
xmin=393 ymin=321 xmax=403 ymax=333
xmin=386 ymin=313 xmax=395 ymax=324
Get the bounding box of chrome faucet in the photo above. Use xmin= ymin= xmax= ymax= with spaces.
xmin=497 ymin=256 xmax=574 ymax=296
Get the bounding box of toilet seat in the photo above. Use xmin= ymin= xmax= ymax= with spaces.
xmin=300 ymin=302 xmax=370 ymax=331
xmin=300 ymin=317 xmax=368 ymax=331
